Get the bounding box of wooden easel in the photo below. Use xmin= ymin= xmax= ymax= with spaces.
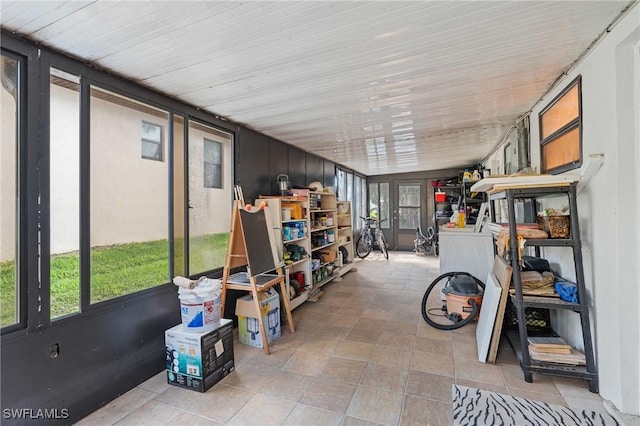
xmin=221 ymin=200 xmax=295 ymax=354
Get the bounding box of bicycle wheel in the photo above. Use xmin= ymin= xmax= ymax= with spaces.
xmin=377 ymin=232 xmax=389 ymax=259
xmin=355 ymin=233 xmax=373 ymax=258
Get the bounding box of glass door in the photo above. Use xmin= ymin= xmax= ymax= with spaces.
xmin=394 ymin=181 xmax=426 ymax=250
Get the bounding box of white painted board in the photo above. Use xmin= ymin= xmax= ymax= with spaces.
xmin=476 ymin=272 xmax=502 ymax=363
xmin=470 ymin=174 xmax=580 ymax=192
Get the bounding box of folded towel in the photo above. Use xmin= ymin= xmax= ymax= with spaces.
xmin=554 ymin=280 xmax=578 ymax=303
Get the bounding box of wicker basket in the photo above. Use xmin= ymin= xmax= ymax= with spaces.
xmin=536 ymin=215 xmax=570 ymax=238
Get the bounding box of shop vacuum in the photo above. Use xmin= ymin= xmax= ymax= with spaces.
xmin=421 ymin=272 xmax=485 ymax=330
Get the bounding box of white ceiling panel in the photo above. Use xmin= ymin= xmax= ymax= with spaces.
xmin=1 ymin=1 xmax=633 ymax=175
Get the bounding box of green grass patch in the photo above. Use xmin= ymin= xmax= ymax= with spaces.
xmin=0 ymin=233 xmax=228 ymax=326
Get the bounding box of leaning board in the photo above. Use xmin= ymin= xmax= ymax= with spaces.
xmin=476 ymin=272 xmax=502 ymax=363
xmin=486 ymin=256 xmax=513 ymax=363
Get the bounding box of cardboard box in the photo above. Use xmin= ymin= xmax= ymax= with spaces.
xmin=236 ymin=287 xmax=281 ymax=348
xmin=319 ymin=250 xmax=336 ymax=263
xmin=165 ymin=318 xmax=235 ymax=392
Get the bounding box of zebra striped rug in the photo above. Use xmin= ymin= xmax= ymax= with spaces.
xmin=452 ymin=385 xmax=619 ymax=426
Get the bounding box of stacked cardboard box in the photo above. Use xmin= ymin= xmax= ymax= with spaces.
xmin=165 ymin=318 xmax=234 ymax=392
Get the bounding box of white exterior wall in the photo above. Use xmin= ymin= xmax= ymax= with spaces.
xmin=89 ymin=93 xmax=170 ymax=247
xmin=486 ymin=5 xmax=639 ymax=415
xmin=0 ymin=85 xmax=17 ymax=261
xmin=188 ymin=126 xmax=232 ymax=238
xmin=50 ymin=84 xmax=80 ymax=254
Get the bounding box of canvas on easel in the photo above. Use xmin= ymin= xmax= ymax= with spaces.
xmin=220 ymin=200 xmax=295 ymax=355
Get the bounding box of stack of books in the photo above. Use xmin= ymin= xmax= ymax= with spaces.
xmin=528 ymin=336 xmax=586 ymax=365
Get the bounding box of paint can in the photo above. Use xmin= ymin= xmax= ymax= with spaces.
xmin=178 ymin=278 xmax=221 ymax=333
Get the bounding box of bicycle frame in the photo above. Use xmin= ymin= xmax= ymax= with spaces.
xmin=356 ymin=216 xmax=388 ymax=259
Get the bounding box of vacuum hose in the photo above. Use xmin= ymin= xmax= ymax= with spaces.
xmin=421 ymin=272 xmax=484 ymax=330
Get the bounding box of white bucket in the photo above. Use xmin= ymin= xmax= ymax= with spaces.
xmin=178 ymin=278 xmax=221 ymax=333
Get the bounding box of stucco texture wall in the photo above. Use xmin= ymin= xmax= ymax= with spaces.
xmin=0 ymin=85 xmax=17 ymax=262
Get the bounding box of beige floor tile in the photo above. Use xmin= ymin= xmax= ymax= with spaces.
xmin=251 ymin=347 xmax=295 ymax=369
xmin=137 ymin=371 xmax=172 ymax=394
xmin=172 ymin=411 xmax=224 ymax=426
xmin=416 ymin=323 xmax=453 ymax=341
xmin=411 ymin=351 xmax=454 ymax=377
xmin=354 ymin=318 xmax=387 ymax=329
xmin=232 ymin=341 xmax=260 ymax=367
xmin=507 ymin=387 xmax=568 ymax=407
xmin=283 ymin=404 xmax=344 ymax=426
xmin=406 ymin=370 xmax=454 ymax=402
xmin=452 ymin=339 xmax=480 ymax=361
xmin=377 ymin=330 xmax=416 ymax=349
xmin=219 ymin=363 xmax=279 ymax=391
xmin=193 ymin=384 xmax=255 ymax=424
xmin=500 ymin=364 xmax=560 ymax=394
xmin=312 ymin=325 xmax=352 ymax=340
xmin=455 ymin=359 xmax=504 ymax=386
xmin=320 ymin=357 xmax=368 ymax=385
xmin=360 ymin=364 xmax=409 ymax=393
xmin=384 ymin=319 xmax=418 ymax=335
xmin=346 ymin=386 xmax=404 ymax=425
xmin=300 ymin=378 xmax=357 ymax=413
xmin=152 ymin=385 xmax=210 ymax=412
xmin=227 ymin=393 xmax=296 ymax=426
xmin=113 ymin=400 xmax=181 ymax=425
xmin=564 ymin=396 xmax=608 ymax=412
xmin=345 ymin=326 xmax=382 ymax=344
xmin=332 ymin=340 xmax=376 ymax=361
xmin=455 ymin=379 xmax=507 ymax=395
xmin=400 ymin=394 xmax=452 ymax=426
xmin=258 ymin=370 xmax=315 ymax=401
xmin=414 ymin=336 xmax=453 ymax=356
xmin=282 ymin=351 xmax=329 ymax=376
xmin=171 ymin=411 xmax=222 ymax=425
xmin=361 ymin=308 xmax=395 ymax=321
xmin=327 ymin=313 xmax=362 ymax=327
xmin=553 ymin=376 xmax=602 ymax=400
xmin=76 ymin=387 xmax=158 ymax=425
xmin=340 ymin=416 xmax=385 ymax=426
xmin=370 ymin=345 xmax=413 ymax=369
xmin=300 ymin=336 xmax=342 ymax=354
xmin=270 ymin=329 xmax=312 ymax=350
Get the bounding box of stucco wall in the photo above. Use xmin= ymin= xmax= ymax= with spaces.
xmin=485 ymin=4 xmax=639 ymax=415
xmin=0 ymin=84 xmax=17 ymax=262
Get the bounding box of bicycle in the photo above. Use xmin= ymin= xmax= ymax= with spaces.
xmin=355 ymin=216 xmax=389 ymax=259
xmin=414 ymin=225 xmax=438 ymax=256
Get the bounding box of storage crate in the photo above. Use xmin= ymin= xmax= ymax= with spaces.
xmin=536 ymin=215 xmax=570 ymax=238
xmin=505 ymin=301 xmax=552 ymax=334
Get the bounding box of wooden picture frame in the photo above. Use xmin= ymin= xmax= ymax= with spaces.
xmin=539 ymin=76 xmax=582 ymax=174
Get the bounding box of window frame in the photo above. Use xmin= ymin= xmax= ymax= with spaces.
xmin=141 ymin=120 xmax=164 ymax=162
xmin=539 ymin=75 xmax=582 ymax=174
xmin=203 ymin=137 xmax=223 ymax=189
xmin=0 ymin=48 xmax=29 ymax=334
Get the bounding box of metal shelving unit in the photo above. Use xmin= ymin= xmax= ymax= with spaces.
xmin=489 ymin=183 xmax=598 ymax=392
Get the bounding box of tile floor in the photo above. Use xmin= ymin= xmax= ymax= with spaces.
xmin=78 ymin=251 xmax=609 ymax=426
